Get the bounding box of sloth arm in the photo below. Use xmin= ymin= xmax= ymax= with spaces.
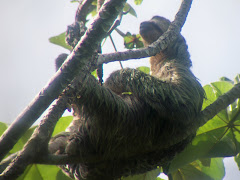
xmin=71 ymin=68 xmax=182 ymax=121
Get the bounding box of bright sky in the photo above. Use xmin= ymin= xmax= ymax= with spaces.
xmin=0 ymin=0 xmax=240 ymax=179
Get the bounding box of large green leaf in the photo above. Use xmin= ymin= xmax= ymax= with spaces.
xmin=169 ymin=78 xmax=240 ymax=173
xmin=0 ymin=122 xmax=8 ymax=136
xmin=234 ymin=153 xmax=240 ymax=170
xmin=122 ymin=168 xmax=160 ymax=180
xmin=17 ymin=165 xmax=71 ymax=180
xmin=134 ymin=0 xmax=143 ymax=5
xmin=5 ymin=116 xmax=72 ymax=155
xmin=171 ymin=158 xmax=225 ymax=180
xmin=9 ymin=126 xmax=37 ymax=154
xmin=137 ymin=66 xmax=150 ymax=74
xmin=49 ymin=32 xmax=72 ymax=50
xmin=52 ymin=116 xmax=73 ymax=136
xmin=123 ymin=3 xmax=137 ymax=17
xmin=234 ymin=74 xmax=240 ymax=84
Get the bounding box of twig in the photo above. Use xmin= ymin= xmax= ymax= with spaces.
xmin=106 ymin=12 xmax=123 ymax=36
xmin=115 ymin=28 xmax=126 ymax=37
xmin=109 ymin=35 xmax=123 ymax=69
xmin=97 ymin=0 xmax=193 ymax=65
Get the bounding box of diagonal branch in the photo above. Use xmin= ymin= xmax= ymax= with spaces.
xmin=0 ymin=0 xmax=127 ymax=162
xmin=199 ymin=83 xmax=240 ymax=126
xmin=97 ymin=0 xmax=193 ymax=65
xmin=0 ymin=97 xmax=68 ymax=179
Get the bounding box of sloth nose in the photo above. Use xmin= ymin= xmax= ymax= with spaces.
xmin=139 ymin=21 xmax=152 ymax=34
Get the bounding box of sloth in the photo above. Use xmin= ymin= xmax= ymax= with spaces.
xmin=50 ymin=16 xmax=205 ymax=180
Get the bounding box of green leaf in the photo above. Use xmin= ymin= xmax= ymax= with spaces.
xmin=52 ymin=116 xmax=73 ymax=136
xmin=70 ymin=0 xmax=79 ymax=3
xmin=91 ymin=8 xmax=97 ymax=17
xmin=10 ymin=126 xmax=37 ymax=154
xmin=169 ymin=80 xmax=240 ymax=172
xmin=156 ymin=177 xmax=165 ymax=180
xmin=17 ymin=165 xmax=71 ymax=180
xmin=135 ymin=34 xmax=144 ymax=48
xmin=122 ymin=168 xmax=160 ymax=180
xmin=0 ymin=122 xmax=8 ymax=136
xmin=124 ymin=33 xmax=143 ymax=49
xmin=199 ymin=158 xmax=211 ymax=167
xmin=123 ymin=3 xmax=137 ymax=17
xmin=17 ymin=164 xmax=43 ymax=180
xmin=134 ymin=0 xmax=143 ymax=5
xmin=49 ymin=32 xmax=72 ymax=50
xmin=137 ymin=66 xmax=150 ymax=74
xmin=90 ymin=1 xmax=97 ymax=17
xmin=56 ymin=170 xmax=72 ymax=180
xmin=91 ymin=69 xmax=98 ymax=79
xmin=219 ymin=77 xmax=233 ymax=83
xmin=234 ymin=74 xmax=240 ymax=84
xmin=234 ymin=154 xmax=240 ymax=170
xmin=170 ymin=158 xmax=225 ymax=180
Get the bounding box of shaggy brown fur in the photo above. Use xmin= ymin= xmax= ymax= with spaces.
xmin=52 ymin=16 xmax=205 ymax=179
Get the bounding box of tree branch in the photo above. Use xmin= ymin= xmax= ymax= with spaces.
xmin=97 ymin=0 xmax=193 ymax=65
xmin=0 ymin=97 xmax=68 ymax=179
xmin=199 ymin=83 xmax=240 ymax=126
xmin=0 ymin=0 xmax=127 ymax=162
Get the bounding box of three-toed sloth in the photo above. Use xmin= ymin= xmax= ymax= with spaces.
xmin=51 ymin=16 xmax=205 ymax=180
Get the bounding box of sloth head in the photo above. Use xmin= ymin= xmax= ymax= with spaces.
xmin=140 ymin=16 xmax=171 ymax=46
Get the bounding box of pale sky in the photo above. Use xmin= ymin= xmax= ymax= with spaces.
xmin=0 ymin=0 xmax=240 ymax=179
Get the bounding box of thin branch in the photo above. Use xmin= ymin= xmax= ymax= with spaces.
xmin=109 ymin=35 xmax=124 ymax=69
xmin=0 ymin=0 xmax=127 ymax=162
xmin=199 ymin=83 xmax=240 ymax=126
xmin=97 ymin=0 xmax=193 ymax=65
xmin=106 ymin=12 xmax=123 ymax=36
xmin=115 ymin=27 xmax=126 ymax=37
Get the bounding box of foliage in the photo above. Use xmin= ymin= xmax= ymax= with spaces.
xmin=49 ymin=32 xmax=72 ymax=50
xmin=122 ymin=168 xmax=161 ymax=180
xmin=124 ymin=32 xmax=144 ymax=49
xmin=134 ymin=0 xmax=143 ymax=5
xmin=17 ymin=164 xmax=71 ymax=180
xmin=167 ymin=75 xmax=240 ymax=179
xmin=123 ymin=3 xmax=137 ymax=17
xmin=137 ymin=66 xmax=150 ymax=74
